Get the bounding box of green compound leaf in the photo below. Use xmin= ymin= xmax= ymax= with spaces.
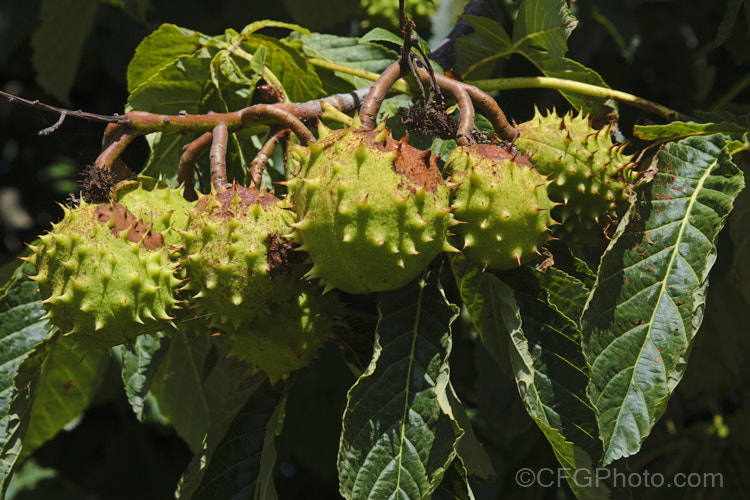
xmin=337 ymin=272 xmax=462 ymax=499
xmin=31 ymin=0 xmax=99 ymax=104
xmin=582 ymin=134 xmax=745 ymax=466
xmin=0 ymin=263 xmax=55 ymax=485
xmin=501 ymin=267 xmax=609 ymax=499
xmin=178 ymin=377 xmax=280 ymax=500
xmin=149 ymin=329 xmax=251 ymax=453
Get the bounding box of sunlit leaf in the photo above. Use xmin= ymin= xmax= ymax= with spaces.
xmin=582 ymin=134 xmax=744 ymax=465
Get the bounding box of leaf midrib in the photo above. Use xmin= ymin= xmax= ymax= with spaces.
xmin=391 ymin=280 xmax=426 ymax=498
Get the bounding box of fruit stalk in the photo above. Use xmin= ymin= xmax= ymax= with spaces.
xmin=210 ymin=123 xmax=229 ymax=192
xmin=360 ymin=62 xmax=405 ymax=130
xmin=178 ymin=131 xmax=213 ymax=202
xmin=250 ymin=127 xmax=290 ymax=187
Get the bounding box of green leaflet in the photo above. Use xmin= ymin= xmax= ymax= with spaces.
xmin=126 ymin=24 xmax=210 ymax=93
xmin=452 ymin=254 xmax=512 ymax=370
xmin=582 ymin=134 xmax=745 ymax=466
xmin=119 ymin=333 xmax=168 ymax=423
xmin=291 ymin=32 xmax=396 ymax=91
xmin=501 ymin=267 xmax=609 ymax=499
xmin=533 ymin=267 xmax=590 ymax=327
xmin=148 ymin=329 xmax=251 ymax=453
xmin=337 ymin=272 xmax=462 ymax=499
xmin=634 ymin=120 xmax=749 ymax=142
xmin=457 ymin=0 xmax=615 ymax=117
xmin=31 ymin=0 xmax=99 ymax=104
xmin=18 ymin=335 xmax=109 ymax=460
xmin=0 ymin=333 xmax=108 ymax=495
xmin=453 ymin=254 xmax=605 ymax=496
xmin=178 ymin=378 xmax=280 ymax=500
xmin=0 ymin=263 xmax=55 ymax=486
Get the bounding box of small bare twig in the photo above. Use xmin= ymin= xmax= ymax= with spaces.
xmin=250 ymin=127 xmax=289 ymax=188
xmin=0 ymin=89 xmax=125 ymax=124
xmin=178 ymin=132 xmax=213 ymax=201
xmin=38 ymin=112 xmax=66 ymax=136
xmin=210 ymin=123 xmax=229 ymax=192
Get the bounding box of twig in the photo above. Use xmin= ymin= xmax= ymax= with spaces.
xmin=96 ymin=124 xmax=137 ymax=178
xmin=360 ymin=62 xmax=405 ymax=130
xmin=101 ymin=123 xmax=134 ymax=180
xmin=0 ymin=89 xmax=124 ymax=124
xmin=249 ymin=127 xmax=289 ymax=188
xmin=210 ymin=123 xmax=229 ymax=192
xmin=178 ymin=132 xmax=213 ymax=201
xmin=38 ymin=112 xmax=66 ymax=136
xmin=123 ymin=105 xmax=315 ymax=144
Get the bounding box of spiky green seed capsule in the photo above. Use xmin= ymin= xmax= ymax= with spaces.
xmin=445 ymin=144 xmax=553 ymax=270
xmin=289 ymin=120 xmax=455 ymax=294
xmin=514 ymin=108 xmax=635 ymax=247
xmin=27 ymin=201 xmax=181 ymax=348
xmin=182 ymin=185 xmax=298 ymax=329
xmin=227 ymin=286 xmax=335 ymax=383
xmin=114 ymin=177 xmax=195 ymax=246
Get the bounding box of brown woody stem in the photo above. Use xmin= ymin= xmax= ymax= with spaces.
xmin=96 ymin=124 xmax=137 ymax=178
xmin=210 ymin=123 xmax=229 ymax=192
xmin=250 ymin=127 xmax=289 ymax=188
xmin=178 ymin=132 xmax=213 ymax=201
xmin=360 ymin=62 xmax=404 ymax=130
xmin=124 ymin=105 xmax=314 ymax=144
xmin=459 ymin=82 xmax=518 ymax=141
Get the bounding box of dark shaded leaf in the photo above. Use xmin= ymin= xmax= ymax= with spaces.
xmin=149 ymin=329 xmax=251 ymax=453
xmin=31 ymin=0 xmax=99 ymax=104
xmin=180 ymin=378 xmax=280 ymax=500
xmin=0 ymin=262 xmax=55 ymax=483
xmin=451 ymin=254 xmax=512 ymax=370
xmin=502 ymin=267 xmax=609 ymax=499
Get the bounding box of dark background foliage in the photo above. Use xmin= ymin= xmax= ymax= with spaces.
xmin=1 ymin=0 xmax=748 ymax=498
